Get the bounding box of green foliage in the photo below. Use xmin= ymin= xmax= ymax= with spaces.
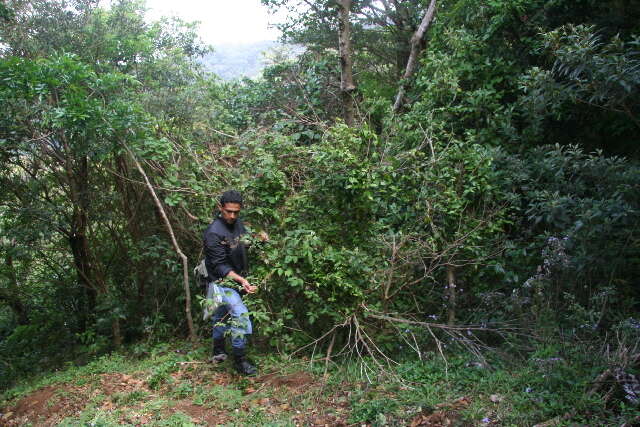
xmin=392 ymin=348 xmax=618 ymax=425
xmin=221 ymin=53 xmax=341 ymax=131
xmin=230 ymin=124 xmax=386 ymax=344
xmin=111 ymin=389 xmax=149 ymax=405
xmin=519 ymin=25 xmax=640 ymax=152
xmin=493 ymin=145 xmax=640 ymax=329
xmin=1 ymin=5 xmax=640 ymax=425
xmin=147 ymin=360 xmax=180 ymax=390
xmin=0 ymin=319 xmax=74 ymax=389
xmin=348 ymin=397 xmax=398 ymax=425
xmin=0 ymin=0 xmax=212 ymax=390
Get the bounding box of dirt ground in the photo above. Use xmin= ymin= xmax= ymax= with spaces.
xmin=1 ymin=365 xmax=471 ymax=426
xmin=0 ymin=367 xmax=342 ymax=426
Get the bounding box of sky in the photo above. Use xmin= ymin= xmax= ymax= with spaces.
xmin=142 ymin=0 xmax=282 ymax=45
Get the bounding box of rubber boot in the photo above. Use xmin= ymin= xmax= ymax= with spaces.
xmin=209 ymin=338 xmax=227 ymax=363
xmin=232 ymin=348 xmax=257 ymax=376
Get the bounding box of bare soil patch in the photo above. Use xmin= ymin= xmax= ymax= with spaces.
xmin=170 ymin=363 xmax=233 ymax=387
xmin=172 ymin=400 xmax=230 ymax=425
xmin=2 ymin=386 xmax=57 ymax=426
xmin=256 ymin=371 xmax=315 ymax=389
xmin=1 ymin=383 xmax=92 ymax=427
xmin=1 ymin=368 xmax=353 ymax=426
xmin=100 ymin=372 xmax=147 ymax=395
xmin=1 ymin=372 xmax=151 ymax=425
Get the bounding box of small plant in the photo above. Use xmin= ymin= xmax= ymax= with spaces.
xmin=349 ymin=397 xmax=399 ymax=425
xmin=207 ymin=384 xmax=244 ymax=410
xmin=235 ymin=406 xmax=270 ymax=425
xmin=171 ymin=380 xmax=194 ymax=399
xmin=147 ymin=361 xmax=178 ymax=390
xmin=155 ymin=412 xmax=197 ymax=426
xmin=142 ymin=398 xmax=172 ymax=416
xmin=111 ymin=390 xmax=149 ymax=405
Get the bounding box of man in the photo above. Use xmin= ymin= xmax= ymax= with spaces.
xmin=203 ymin=190 xmax=257 ymax=375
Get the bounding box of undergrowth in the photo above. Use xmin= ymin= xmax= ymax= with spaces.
xmin=2 ymin=339 xmax=639 ymax=426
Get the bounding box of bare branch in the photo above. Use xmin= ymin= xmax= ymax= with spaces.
xmin=124 ymin=143 xmax=196 ymax=341
xmin=393 ymin=0 xmax=437 ymax=113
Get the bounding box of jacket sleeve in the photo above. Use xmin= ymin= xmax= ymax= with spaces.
xmin=204 ymin=230 xmax=233 ymax=279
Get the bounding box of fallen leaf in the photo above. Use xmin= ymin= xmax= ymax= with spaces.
xmin=490 ymin=394 xmax=503 ymax=403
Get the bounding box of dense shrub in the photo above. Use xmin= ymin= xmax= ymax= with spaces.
xmin=491 ymin=145 xmax=640 ymax=331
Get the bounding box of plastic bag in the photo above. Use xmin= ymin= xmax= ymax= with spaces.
xmin=203 ymin=281 xmax=224 ymax=321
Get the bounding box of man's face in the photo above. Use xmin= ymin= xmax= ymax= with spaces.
xmin=219 ymin=202 xmax=242 ymax=225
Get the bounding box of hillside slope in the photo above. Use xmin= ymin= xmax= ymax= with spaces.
xmin=2 ymin=341 xmax=634 ymax=426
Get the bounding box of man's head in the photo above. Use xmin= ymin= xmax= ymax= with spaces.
xmin=218 ymin=190 xmax=243 ymax=225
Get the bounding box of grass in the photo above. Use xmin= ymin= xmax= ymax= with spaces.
xmin=2 ymin=339 xmax=640 ymax=426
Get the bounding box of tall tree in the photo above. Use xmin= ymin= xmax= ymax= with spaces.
xmin=0 ymin=0 xmax=210 ymax=345
xmin=337 ymin=0 xmax=356 ymax=125
xmin=263 ymin=0 xmax=441 ymax=116
xmin=0 ymin=54 xmax=137 ymax=345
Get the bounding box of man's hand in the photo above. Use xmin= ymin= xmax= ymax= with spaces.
xmin=227 ymin=270 xmax=258 ymax=293
xmin=242 ymin=280 xmax=258 ymax=294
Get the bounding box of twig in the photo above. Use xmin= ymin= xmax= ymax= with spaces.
xmin=324 ymin=332 xmax=336 ymax=377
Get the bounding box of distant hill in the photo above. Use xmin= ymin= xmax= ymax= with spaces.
xmin=201 ymin=40 xmax=282 ymax=80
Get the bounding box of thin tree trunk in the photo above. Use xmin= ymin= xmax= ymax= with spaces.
xmin=393 ymin=0 xmax=437 ymax=113
xmin=2 ymin=246 xmax=29 ymax=325
xmin=114 ymin=154 xmax=149 ymax=304
xmin=324 ymin=331 xmax=336 ymax=377
xmin=72 ymin=158 xmax=120 ymax=345
xmin=67 ymin=157 xmax=95 ymax=291
xmin=337 ymin=0 xmax=356 ymax=126
xmin=112 ymin=318 xmax=123 ymax=348
xmin=64 ymin=150 xmax=108 ymax=337
xmin=126 ymin=145 xmax=196 ymax=341
xmin=447 ymin=264 xmax=456 ymax=325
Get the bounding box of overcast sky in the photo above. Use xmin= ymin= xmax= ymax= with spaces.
xmin=143 ymin=0 xmax=282 ymax=45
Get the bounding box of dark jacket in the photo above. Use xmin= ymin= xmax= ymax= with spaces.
xmin=203 ymin=216 xmax=248 ymax=283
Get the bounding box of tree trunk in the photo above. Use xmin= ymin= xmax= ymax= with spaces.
xmin=393 ymin=0 xmax=437 ymax=113
xmin=126 ymin=145 xmax=196 ymax=341
xmin=114 ymin=154 xmax=149 ymax=304
xmin=64 ymin=147 xmax=117 ymax=343
xmin=337 ymin=0 xmax=356 ymax=126
xmin=65 ymin=154 xmax=103 ymax=332
xmin=2 ymin=248 xmax=29 ymax=325
xmin=112 ymin=318 xmax=122 ymax=348
xmin=447 ymin=264 xmax=456 ymax=325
